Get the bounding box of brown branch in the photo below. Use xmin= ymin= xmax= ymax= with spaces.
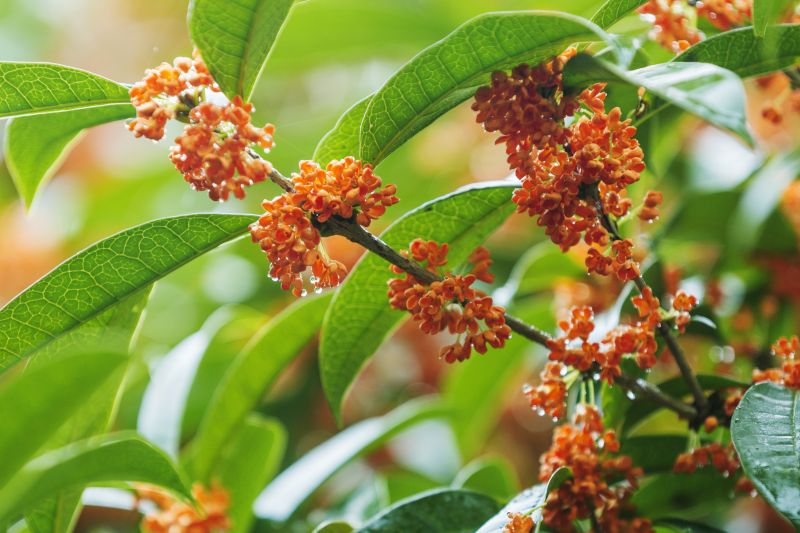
xmin=589 ymin=183 xmax=709 ymax=416
xmin=261 ymin=164 xmax=695 ymax=419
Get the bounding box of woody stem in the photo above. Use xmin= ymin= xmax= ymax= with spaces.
xmin=589 ymin=184 xmax=709 ymax=416
xmin=264 ymin=166 xmax=695 ymax=418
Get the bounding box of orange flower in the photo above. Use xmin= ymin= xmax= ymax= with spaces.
xmin=289 ymin=157 xmax=398 ymax=227
xmin=539 ymin=405 xmax=652 ymax=532
xmin=128 ymin=51 xmax=218 ymax=141
xmin=137 ymin=482 xmax=230 ymax=533
xmin=170 ymin=97 xmax=275 ymax=201
xmin=637 ymin=0 xmax=702 ymax=53
xmin=387 ymin=240 xmax=510 ymax=363
xmin=503 ymin=512 xmax=535 ymax=533
xmin=671 ymin=291 xmax=697 ymax=333
xmin=696 ymin=0 xmax=751 ymax=30
xmin=525 ymin=362 xmax=568 ymax=419
xmin=674 ymin=442 xmax=740 ymax=477
xmin=639 ymin=190 xmax=663 ymax=222
xmin=751 ymin=336 xmax=800 ymax=389
xmin=249 ymin=195 xmax=346 ymax=296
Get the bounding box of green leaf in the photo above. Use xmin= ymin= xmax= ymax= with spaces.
xmin=622 ymin=374 xmax=746 ymax=434
xmin=452 ymin=456 xmax=520 ymax=501
xmin=498 ymin=243 xmax=584 ymax=300
xmin=5 ymin=104 xmax=134 ymax=208
xmin=0 ymin=351 xmax=126 ymax=487
xmin=601 ymin=359 xmax=644 ymax=431
xmin=731 ymin=382 xmax=800 ymax=528
xmin=320 ymin=182 xmax=516 ymax=423
xmin=655 ymin=518 xmax=726 ymax=533
xmin=591 ymin=0 xmax=648 ymax=29
xmin=727 ymin=149 xmax=800 ymax=254
xmin=138 ymin=308 xmax=238 ymax=458
xmin=632 ymin=470 xmax=735 ymax=519
xmin=253 ymin=397 xmax=447 ymax=523
xmin=356 ymin=488 xmax=500 ymax=533
xmin=674 ymin=24 xmax=800 ymax=78
xmin=313 ymin=95 xmax=372 ymax=164
xmin=186 ymin=293 xmax=332 ymax=481
xmin=358 ymin=11 xmax=617 ymax=165
xmin=753 ymin=0 xmax=795 ymax=37
xmin=619 ymin=435 xmax=689 ymax=473
xmin=0 ymin=63 xmax=130 ymax=118
xmin=0 ymin=213 xmax=255 ymax=369
xmin=0 ymin=432 xmax=191 ymax=522
xmin=216 ymin=415 xmax=287 ymax=533
xmin=563 ymin=54 xmax=752 ymax=143
xmin=188 ymin=0 xmax=295 ymax=99
xmin=24 ymin=288 xmax=151 ymax=533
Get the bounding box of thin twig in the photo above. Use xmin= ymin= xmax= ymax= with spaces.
xmin=589 ymin=183 xmax=709 ymax=416
xmin=261 ymin=164 xmax=695 ymax=419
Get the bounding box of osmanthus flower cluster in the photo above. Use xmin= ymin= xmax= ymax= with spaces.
xmin=136 ymin=482 xmax=230 ymax=532
xmin=387 ymin=240 xmax=511 ymax=363
xmin=637 ymin=0 xmax=752 ymax=52
xmin=128 ymin=52 xmax=276 ymax=201
xmin=250 ymin=158 xmax=398 ymax=296
xmin=537 ymin=405 xmax=653 ymax=532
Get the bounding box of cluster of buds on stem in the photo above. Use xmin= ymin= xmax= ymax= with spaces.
xmin=136 ymin=482 xmax=230 ymax=533
xmin=387 ymin=240 xmax=510 ymax=363
xmin=752 ymin=335 xmax=800 ymax=389
xmin=128 ymin=52 xmax=276 ymax=201
xmin=539 ymin=405 xmax=652 ymax=532
xmin=250 ymin=158 xmax=398 ymax=296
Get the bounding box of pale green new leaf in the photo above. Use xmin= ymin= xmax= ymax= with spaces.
xmin=186 ymin=293 xmax=331 ymax=481
xmin=320 ymin=182 xmax=516 ymax=423
xmin=358 ymin=11 xmax=617 ymax=165
xmin=253 ymin=397 xmax=447 ymax=523
xmin=0 ymin=351 xmax=127 ymax=487
xmin=5 ymin=104 xmax=134 ymax=208
xmin=753 ymin=0 xmax=795 ymax=37
xmin=731 ymin=382 xmax=800 ymax=528
xmin=591 ymin=0 xmax=649 ymax=29
xmin=357 ymin=489 xmax=500 ymax=533
xmin=563 ymin=54 xmax=753 ymax=143
xmin=0 ymin=63 xmax=129 ymax=118
xmin=188 ymin=0 xmax=295 ymax=99
xmin=0 ymin=214 xmax=255 ymax=369
xmin=0 ymin=432 xmax=191 ymax=523
xmin=313 ymin=95 xmax=371 ymax=164
xmin=216 ymin=415 xmax=287 ymax=533
xmin=674 ymin=24 xmax=800 ymax=78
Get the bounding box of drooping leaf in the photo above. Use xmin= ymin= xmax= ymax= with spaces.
xmin=186 ymin=293 xmax=332 ymax=481
xmin=24 ymin=288 xmax=152 ymax=533
xmin=356 ymin=489 xmax=500 ymax=533
xmin=563 ymin=54 xmax=753 ymax=143
xmin=731 ymin=382 xmax=800 ymax=528
xmin=753 ymin=0 xmax=795 ymax=37
xmin=357 ymin=11 xmax=617 ymax=165
xmin=622 ymin=375 xmax=746 ymax=434
xmin=0 ymin=63 xmax=130 ymax=118
xmin=313 ymin=95 xmax=372 ymax=164
xmin=0 ymin=351 xmax=127 ymax=487
xmin=452 ymin=456 xmax=520 ymax=501
xmin=0 ymin=432 xmax=191 ymax=523
xmin=674 ymin=24 xmax=800 ymax=78
xmin=5 ymin=104 xmax=134 ymax=208
xmin=0 ymin=213 xmax=254 ymax=369
xmin=138 ymin=308 xmax=238 ymax=458
xmin=591 ymin=0 xmax=649 ymax=29
xmin=320 ymin=182 xmax=516 ymax=423
xmin=216 ymin=415 xmax=287 ymax=533
xmin=253 ymin=397 xmax=447 ymax=523
xmin=188 ymin=0 xmax=295 ymax=99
